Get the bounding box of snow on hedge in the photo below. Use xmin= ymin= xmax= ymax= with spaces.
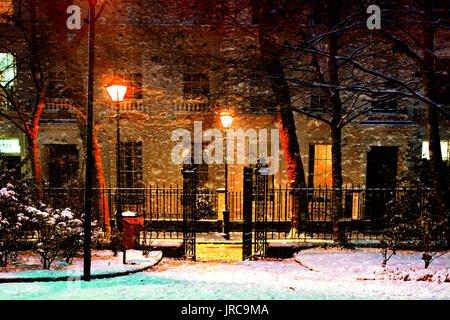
xmin=295 ymin=248 xmax=449 ymax=283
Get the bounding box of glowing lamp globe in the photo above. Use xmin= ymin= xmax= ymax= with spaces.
xmin=220 ymin=114 xmax=234 ymax=129
xmin=105 ymin=77 xmax=128 ymax=102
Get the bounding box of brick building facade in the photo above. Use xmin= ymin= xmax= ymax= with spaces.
xmin=1 ymin=0 xmax=449 ymax=197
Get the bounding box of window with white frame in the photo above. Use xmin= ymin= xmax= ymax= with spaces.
xmin=0 ymin=52 xmax=15 ymax=90
xmin=422 ymin=141 xmax=450 ymax=162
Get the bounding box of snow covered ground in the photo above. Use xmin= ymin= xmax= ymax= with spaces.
xmin=295 ymin=248 xmax=449 ymax=282
xmin=0 ymin=250 xmax=162 ymax=279
xmin=0 ymin=248 xmax=448 ymax=300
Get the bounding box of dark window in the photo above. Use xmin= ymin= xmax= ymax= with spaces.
xmin=370 ymin=99 xmax=398 ymax=113
xmin=183 ymin=73 xmax=209 ymax=100
xmin=249 ymin=98 xmax=276 ymax=114
xmin=310 ymin=5 xmax=326 ymax=25
xmin=311 ymin=95 xmax=330 ymax=113
xmin=47 ymin=144 xmax=79 ymax=187
xmin=435 ymin=58 xmax=450 ymax=104
xmin=47 ymin=71 xmax=65 ymax=96
xmin=370 ymin=80 xmax=400 ymax=113
xmin=431 ymin=0 xmax=449 ymax=25
xmin=119 ymin=142 xmax=143 ymax=188
xmin=250 ymin=1 xmax=259 ymax=25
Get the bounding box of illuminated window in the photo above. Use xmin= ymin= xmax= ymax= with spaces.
xmin=0 ymin=53 xmax=15 ymax=90
xmin=0 ymin=0 xmax=13 ymax=23
xmin=422 ymin=141 xmax=450 ymax=162
xmin=309 ymin=144 xmax=333 ymax=187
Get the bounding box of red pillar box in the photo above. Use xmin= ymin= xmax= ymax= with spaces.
xmin=121 ymin=211 xmax=144 ymax=249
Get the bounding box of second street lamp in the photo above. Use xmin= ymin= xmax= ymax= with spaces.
xmin=219 ymin=113 xmax=234 ymax=240
xmin=105 ymin=77 xmax=128 ymax=263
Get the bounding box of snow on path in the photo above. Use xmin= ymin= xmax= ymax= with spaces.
xmin=0 ymin=252 xmax=448 ymax=300
xmin=0 ymin=250 xmax=162 ymax=279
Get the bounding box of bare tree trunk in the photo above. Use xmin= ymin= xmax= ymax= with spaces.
xmin=326 ymin=0 xmax=347 ymax=245
xmin=331 ymin=125 xmax=346 ymax=243
xmin=28 ymin=97 xmax=45 ymax=198
xmin=421 ymin=1 xmax=450 ymax=244
xmin=258 ymin=2 xmax=308 ymax=236
xmin=93 ymin=133 xmax=110 ymax=232
xmin=77 ymin=118 xmax=109 ymax=232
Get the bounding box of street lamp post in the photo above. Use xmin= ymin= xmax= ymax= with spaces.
xmin=84 ymin=0 xmax=97 ymax=282
xmin=105 ymin=77 xmax=128 ymax=263
xmin=219 ymin=113 xmax=234 ymax=240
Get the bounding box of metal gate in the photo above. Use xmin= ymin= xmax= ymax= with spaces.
xmin=242 ymin=167 xmax=253 ymax=260
xmin=242 ymin=160 xmax=271 ymax=260
xmin=181 ymin=164 xmax=197 ymax=260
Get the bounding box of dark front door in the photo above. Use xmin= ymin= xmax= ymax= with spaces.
xmin=366 ymin=146 xmax=398 ymax=188
xmin=48 ymin=144 xmax=79 ymax=187
xmin=366 ymin=146 xmax=398 ymax=223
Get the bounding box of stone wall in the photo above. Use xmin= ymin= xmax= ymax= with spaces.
xmin=1 ymin=0 xmax=449 ymax=192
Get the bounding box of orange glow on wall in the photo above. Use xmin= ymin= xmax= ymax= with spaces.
xmin=0 ymin=0 xmax=13 ymax=23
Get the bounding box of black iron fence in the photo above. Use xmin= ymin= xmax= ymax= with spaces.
xmin=43 ymin=186 xmax=432 ymax=241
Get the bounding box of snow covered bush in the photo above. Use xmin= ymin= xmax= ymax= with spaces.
xmin=28 ymin=205 xmax=63 ymax=269
xmin=0 ymin=158 xmax=104 ymax=268
xmin=0 ymin=183 xmax=35 ymax=267
xmin=0 ymin=157 xmax=41 ymax=266
xmin=383 ymin=143 xmax=448 ymax=268
xmin=386 ymin=192 xmax=447 ymax=268
xmin=29 ymin=206 xmax=101 ymax=269
xmin=58 ymin=209 xmax=102 ymax=264
xmin=0 ymin=184 xmax=22 ymax=266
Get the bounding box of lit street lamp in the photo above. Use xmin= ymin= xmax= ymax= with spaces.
xmin=105 ymin=76 xmax=128 ymax=263
xmin=219 ymin=113 xmax=234 ymax=240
